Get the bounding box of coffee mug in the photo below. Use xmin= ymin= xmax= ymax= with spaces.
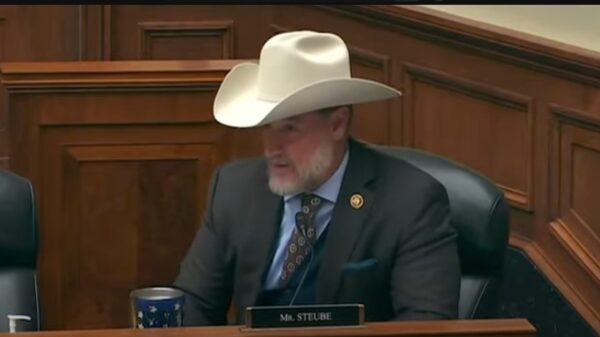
xmin=130 ymin=287 xmax=185 ymax=328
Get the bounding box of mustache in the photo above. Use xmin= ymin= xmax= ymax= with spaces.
xmin=265 ymin=153 xmax=291 ymax=166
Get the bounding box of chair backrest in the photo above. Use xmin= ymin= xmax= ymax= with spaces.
xmin=0 ymin=169 xmax=40 ymax=331
xmin=373 ymin=146 xmax=510 ymax=319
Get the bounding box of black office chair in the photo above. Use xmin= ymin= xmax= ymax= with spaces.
xmin=0 ymin=169 xmax=40 ymax=331
xmin=374 ymin=146 xmax=510 ymax=319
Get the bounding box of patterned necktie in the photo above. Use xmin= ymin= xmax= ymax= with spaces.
xmin=279 ymin=193 xmax=324 ymax=285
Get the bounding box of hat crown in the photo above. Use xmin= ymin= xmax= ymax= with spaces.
xmin=257 ymin=31 xmax=351 ymax=101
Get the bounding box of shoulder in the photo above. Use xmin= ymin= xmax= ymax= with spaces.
xmin=214 ymin=157 xmax=266 ymax=184
xmin=217 ymin=156 xmax=265 ymax=178
xmin=209 ymin=156 xmax=267 ymax=194
xmin=359 ymin=143 xmax=447 ymax=200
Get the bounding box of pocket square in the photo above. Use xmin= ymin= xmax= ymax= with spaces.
xmin=342 ymin=258 xmax=378 ymax=272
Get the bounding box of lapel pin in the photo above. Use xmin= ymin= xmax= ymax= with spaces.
xmin=350 ymin=193 xmax=364 ymax=209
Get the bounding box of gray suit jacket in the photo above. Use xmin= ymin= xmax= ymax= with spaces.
xmin=174 ymin=139 xmax=460 ymax=325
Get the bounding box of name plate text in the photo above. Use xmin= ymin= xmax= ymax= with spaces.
xmin=244 ymin=304 xmax=364 ymax=329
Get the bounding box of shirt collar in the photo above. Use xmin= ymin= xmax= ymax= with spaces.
xmin=284 ymin=148 xmax=350 ymax=204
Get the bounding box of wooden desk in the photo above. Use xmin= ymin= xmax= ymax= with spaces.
xmin=1 ymin=319 xmax=535 ymax=337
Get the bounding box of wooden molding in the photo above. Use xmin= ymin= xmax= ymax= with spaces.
xmin=137 ymin=20 xmax=234 ymax=60
xmin=403 ymin=63 xmax=531 ymax=110
xmin=551 ymin=105 xmax=600 ymax=130
xmin=348 ymin=45 xmax=391 ymax=82
xmin=549 ymin=220 xmax=600 ymax=288
xmin=509 ymin=235 xmax=600 ymax=332
xmin=316 ymin=5 xmax=600 ymax=86
xmin=0 ymin=60 xmax=245 ymax=89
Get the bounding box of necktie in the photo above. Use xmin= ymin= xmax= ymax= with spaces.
xmin=279 ymin=194 xmax=323 ymax=285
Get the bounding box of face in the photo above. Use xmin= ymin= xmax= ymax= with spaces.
xmin=262 ymin=108 xmax=348 ymax=196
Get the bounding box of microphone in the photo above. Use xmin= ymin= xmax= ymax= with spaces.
xmin=288 ymin=220 xmax=315 ymax=306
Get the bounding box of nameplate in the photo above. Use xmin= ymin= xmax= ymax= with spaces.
xmin=244 ymin=304 xmax=364 ymax=329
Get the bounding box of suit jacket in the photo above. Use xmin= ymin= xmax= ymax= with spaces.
xmin=174 ymin=139 xmax=460 ymax=325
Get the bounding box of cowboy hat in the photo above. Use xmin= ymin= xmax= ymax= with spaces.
xmin=213 ymin=30 xmax=402 ymax=128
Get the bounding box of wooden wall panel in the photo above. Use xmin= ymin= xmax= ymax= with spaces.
xmin=137 ymin=21 xmax=234 ymax=60
xmin=264 ymin=5 xmax=600 ymax=330
xmin=1 ymin=4 xmax=600 ymax=333
xmin=549 ymin=107 xmax=600 ymax=299
xmin=85 ymin=5 xmax=270 ymax=60
xmin=403 ymin=64 xmax=533 ymax=210
xmin=2 ymin=60 xmax=245 ymax=329
xmin=45 ymin=128 xmax=218 ymax=329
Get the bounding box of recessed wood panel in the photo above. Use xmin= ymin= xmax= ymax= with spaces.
xmin=571 ymin=144 xmax=600 ymax=243
xmin=101 ymin=5 xmax=270 ymax=60
xmin=404 ymin=64 xmax=534 ymax=210
xmin=138 ymin=21 xmax=234 ymax=60
xmin=550 ymin=108 xmax=600 ymax=288
xmin=58 ymin=143 xmax=213 ymax=328
xmin=40 ymin=126 xmax=222 ymax=329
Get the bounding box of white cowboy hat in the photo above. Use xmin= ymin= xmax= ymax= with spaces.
xmin=213 ymin=30 xmax=402 ymax=128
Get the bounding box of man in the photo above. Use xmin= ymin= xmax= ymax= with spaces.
xmin=174 ymin=30 xmax=460 ymax=325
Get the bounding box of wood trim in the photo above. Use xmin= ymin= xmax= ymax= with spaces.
xmin=348 ymin=46 xmax=391 ymax=83
xmin=316 ymin=5 xmax=600 ymax=86
xmin=551 ymin=105 xmax=600 ymax=130
xmin=403 ymin=63 xmax=535 ymax=211
xmin=509 ymin=235 xmax=600 ymax=332
xmin=549 ymin=220 xmax=600 ymax=288
xmin=137 ymin=20 xmax=235 ymax=59
xmin=0 ymin=60 xmax=245 ymax=88
xmin=3 ymin=320 xmax=536 ymax=337
xmin=403 ymin=63 xmax=532 ymax=109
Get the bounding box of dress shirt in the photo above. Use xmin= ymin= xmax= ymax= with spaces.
xmin=263 ymin=149 xmax=350 ymax=290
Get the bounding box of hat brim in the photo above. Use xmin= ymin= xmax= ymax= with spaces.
xmin=214 ymin=62 xmax=402 ymax=128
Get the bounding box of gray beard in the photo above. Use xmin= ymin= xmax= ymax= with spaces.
xmin=267 ymin=143 xmax=334 ymax=196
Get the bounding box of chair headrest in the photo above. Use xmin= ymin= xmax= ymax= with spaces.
xmin=374 ymin=146 xmax=509 ymax=276
xmin=0 ymin=170 xmax=38 ymax=268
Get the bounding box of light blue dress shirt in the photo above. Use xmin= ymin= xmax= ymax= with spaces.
xmin=263 ymin=149 xmax=350 ymax=290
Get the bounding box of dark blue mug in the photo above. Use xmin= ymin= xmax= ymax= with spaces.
xmin=130 ymin=287 xmax=185 ymax=328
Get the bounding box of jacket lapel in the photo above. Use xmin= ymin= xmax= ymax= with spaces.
xmin=316 ymin=139 xmax=376 ymax=303
xmin=241 ymin=162 xmax=283 ymax=307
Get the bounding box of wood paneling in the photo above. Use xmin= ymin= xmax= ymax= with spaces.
xmin=264 ymin=5 xmax=600 ymax=331
xmin=403 ymin=64 xmax=533 ymax=210
xmin=0 ymin=5 xmax=82 ymax=168
xmin=47 ymin=131 xmax=217 ymax=329
xmin=548 ymin=106 xmax=600 ymax=311
xmin=1 ymin=4 xmax=600 ymax=333
xmin=349 ymin=46 xmax=394 ymax=145
xmin=137 ymin=21 xmax=234 ymax=60
xmin=84 ymin=5 xmax=270 ymax=60
xmin=2 ymin=60 xmax=246 ymax=329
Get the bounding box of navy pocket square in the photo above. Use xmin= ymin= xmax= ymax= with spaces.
xmin=342 ymin=258 xmax=378 ymax=272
